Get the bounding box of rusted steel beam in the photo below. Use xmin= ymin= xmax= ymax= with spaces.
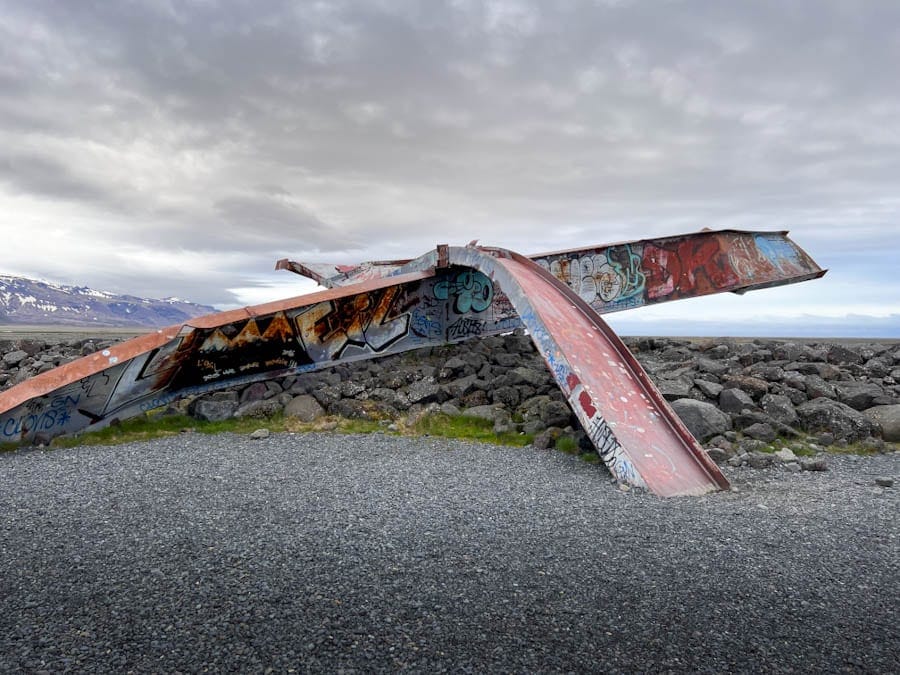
xmin=280 ymin=230 xmax=826 ymax=312
xmin=403 ymin=246 xmax=730 ymax=496
xmin=0 ymin=231 xmax=824 ymax=495
xmin=0 ymin=267 xmax=520 ymax=446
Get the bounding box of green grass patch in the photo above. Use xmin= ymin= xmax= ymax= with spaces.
xmin=555 ymin=436 xmax=579 ymax=454
xmin=411 ymin=413 xmax=533 ymax=447
xmin=579 ymin=452 xmax=600 ymax=464
xmin=50 ymin=413 xmax=282 ymax=448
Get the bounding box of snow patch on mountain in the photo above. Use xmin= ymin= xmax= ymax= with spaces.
xmin=0 ymin=275 xmax=217 ymax=327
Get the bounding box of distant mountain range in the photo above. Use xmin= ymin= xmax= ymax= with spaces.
xmin=0 ymin=274 xmax=217 ymax=328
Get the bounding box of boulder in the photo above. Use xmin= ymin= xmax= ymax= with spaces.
xmin=461 ymin=404 xmax=506 ymax=423
xmin=404 ymin=380 xmax=442 ymax=405
xmin=744 ymin=422 xmax=776 ymax=442
xmin=328 ymin=398 xmax=395 ymax=420
xmin=538 ymin=399 xmax=573 ymax=428
xmin=284 ymin=395 xmax=326 ymax=423
xmin=803 ymin=375 xmax=837 ymax=400
xmin=2 ymin=350 xmax=27 ymax=366
xmin=190 ymin=398 xmax=238 ymax=422
xmin=796 ymin=398 xmax=881 ymax=442
xmin=658 ymin=378 xmax=693 ymax=401
xmin=234 ymin=399 xmax=284 ymax=419
xmin=694 ymin=379 xmax=724 ymax=399
xmin=719 ymin=388 xmax=755 ymax=413
xmin=670 ymin=398 xmax=732 ymax=442
xmin=760 ymin=393 xmax=799 ymax=426
xmin=835 ymin=382 xmax=884 ymax=411
xmin=721 ymin=375 xmax=769 ymax=400
xmin=863 ymin=404 xmax=900 ymax=442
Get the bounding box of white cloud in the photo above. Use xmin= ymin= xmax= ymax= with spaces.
xmin=0 ymin=0 xmax=897 ymax=336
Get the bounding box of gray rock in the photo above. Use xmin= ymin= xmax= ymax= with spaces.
xmin=461 ymin=404 xmax=506 ymax=423
xmin=312 ymin=384 xmax=342 ymax=408
xmin=2 ymin=350 xmax=27 ymax=366
xmin=461 ymin=389 xmax=490 ymax=407
xmin=774 ymin=447 xmax=798 ymax=463
xmin=721 ymin=375 xmax=769 ymax=400
xmin=658 ymin=377 xmax=693 ymax=401
xmin=802 ymin=375 xmax=838 ymax=400
xmin=284 ymin=395 xmax=326 ymax=423
xmin=744 ymin=423 xmax=776 ymax=442
xmin=874 ymin=477 xmax=894 ymax=488
xmin=835 ymin=382 xmax=885 ymax=411
xmin=827 ymin=344 xmax=863 ymax=365
xmin=670 ymin=398 xmax=732 ymax=442
xmin=190 ymin=399 xmax=238 ymax=422
xmin=696 ymin=357 xmax=730 ymax=376
xmin=368 ymin=387 xmax=404 ymax=409
xmin=760 ymin=393 xmax=799 ymax=426
xmin=796 ymin=398 xmax=881 ymax=442
xmin=491 ymin=385 xmax=520 ymax=409
xmin=747 ymin=451 xmax=773 ymax=469
xmin=208 ymin=390 xmax=239 ymax=403
xmin=705 ymin=447 xmax=729 ymax=464
xmin=720 ymin=388 xmax=756 ymax=413
xmin=439 ymin=402 xmax=461 ymax=416
xmin=404 ymin=380 xmax=442 ymax=405
xmin=340 ymin=380 xmax=367 ymax=398
xmin=801 ymin=457 xmax=829 ymax=472
xmin=863 ymin=404 xmax=900 ymax=442
xmin=438 ymin=356 xmax=467 ymax=380
xmin=328 ymin=398 xmax=392 ymax=420
xmin=249 ymin=428 xmax=270 ymax=439
xmin=234 ymin=399 xmax=284 ymax=419
xmin=492 ymin=352 xmax=519 ymax=368
xmin=736 ymin=438 xmax=767 ymax=454
xmin=240 ymin=382 xmax=270 ymax=403
xmin=539 ymin=400 xmax=572 ymax=428
xmin=864 ymin=357 xmax=892 ymax=378
xmin=443 ymin=374 xmax=480 ymax=399
xmin=694 ymin=379 xmax=724 ymax=399
xmin=507 ymin=366 xmax=548 ymax=388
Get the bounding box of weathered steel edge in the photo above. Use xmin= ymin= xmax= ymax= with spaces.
xmin=280 ymin=230 xmax=828 ymax=304
xmin=0 ymin=270 xmax=436 ymax=415
xmin=433 ymin=245 xmax=728 ymax=495
xmin=524 ymin=228 xmax=820 ymax=261
xmin=500 ymin=247 xmax=730 ymax=492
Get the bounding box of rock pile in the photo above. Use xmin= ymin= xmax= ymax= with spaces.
xmin=2 ymin=334 xmax=899 ymax=467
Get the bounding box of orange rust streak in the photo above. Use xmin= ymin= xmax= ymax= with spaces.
xmin=184 ymin=270 xmax=433 ymax=329
xmin=0 ymin=269 xmax=436 ymax=415
xmin=0 ymin=329 xmax=178 ymax=412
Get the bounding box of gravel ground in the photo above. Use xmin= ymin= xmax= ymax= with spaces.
xmin=0 ymin=434 xmax=897 ymax=673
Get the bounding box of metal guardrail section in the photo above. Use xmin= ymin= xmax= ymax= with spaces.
xmin=0 ymin=229 xmax=824 ymax=495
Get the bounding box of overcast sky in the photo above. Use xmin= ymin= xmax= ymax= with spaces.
xmin=1 ymin=0 xmax=898 ymax=336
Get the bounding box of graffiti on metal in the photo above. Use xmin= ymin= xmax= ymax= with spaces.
xmin=0 ymin=229 xmax=825 ymax=497
xmin=532 ymin=231 xmax=822 ymax=314
xmin=0 ymin=269 xmax=521 ymax=444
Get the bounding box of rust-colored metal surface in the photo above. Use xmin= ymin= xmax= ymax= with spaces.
xmin=282 ymin=230 xmax=825 ymax=313
xmin=434 ymin=246 xmax=729 ymax=496
xmin=0 ymin=229 xmax=825 ymax=496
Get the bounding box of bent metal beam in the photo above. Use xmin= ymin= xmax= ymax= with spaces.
xmin=0 ymin=229 xmax=825 ymax=496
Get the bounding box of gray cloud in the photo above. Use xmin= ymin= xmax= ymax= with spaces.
xmin=0 ymin=153 xmax=116 ymax=203
xmin=0 ymin=0 xmax=898 ymax=321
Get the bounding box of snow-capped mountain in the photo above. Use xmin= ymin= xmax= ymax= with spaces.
xmin=0 ymin=275 xmax=217 ymax=327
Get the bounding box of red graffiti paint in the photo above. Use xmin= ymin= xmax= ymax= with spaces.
xmin=644 ymin=238 xmax=738 ymax=300
xmin=579 ymin=390 xmax=597 ymax=417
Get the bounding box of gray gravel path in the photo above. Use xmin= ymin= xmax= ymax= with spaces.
xmin=1 ymin=433 xmax=897 ymax=673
